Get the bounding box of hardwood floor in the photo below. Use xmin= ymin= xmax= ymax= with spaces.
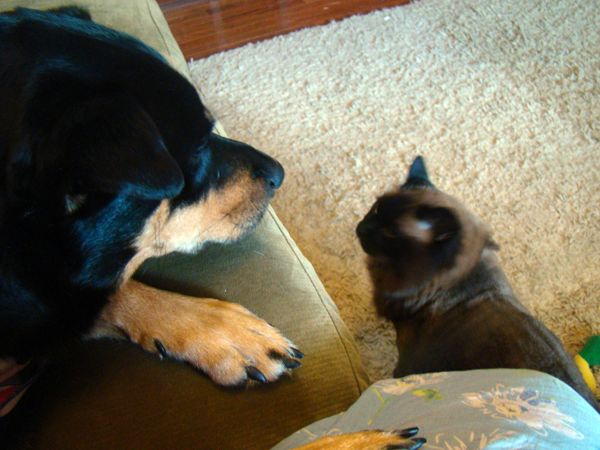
xmin=158 ymin=0 xmax=411 ymax=60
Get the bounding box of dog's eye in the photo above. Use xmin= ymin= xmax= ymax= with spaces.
xmin=65 ymin=194 xmax=86 ymax=214
xmin=194 ymin=137 xmax=211 ymax=157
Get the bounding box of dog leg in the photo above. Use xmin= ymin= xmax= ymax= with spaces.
xmin=89 ymin=280 xmax=302 ymax=385
xmin=293 ymin=429 xmax=425 ymax=450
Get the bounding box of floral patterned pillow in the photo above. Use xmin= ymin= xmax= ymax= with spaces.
xmin=274 ymin=369 xmax=600 ymax=450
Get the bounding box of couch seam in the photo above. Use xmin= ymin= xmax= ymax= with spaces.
xmin=146 ymin=0 xmax=175 ymax=62
xmin=267 ymin=208 xmax=365 ymax=396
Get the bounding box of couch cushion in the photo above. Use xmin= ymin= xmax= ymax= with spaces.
xmin=1 ymin=1 xmax=369 ymax=448
xmin=2 ymin=0 xmax=190 ymax=76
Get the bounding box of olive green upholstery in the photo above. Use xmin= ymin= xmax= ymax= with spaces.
xmin=1 ymin=1 xmax=369 ymax=449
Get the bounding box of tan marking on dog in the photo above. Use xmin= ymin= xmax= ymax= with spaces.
xmin=294 ymin=430 xmax=421 ymax=450
xmin=91 ymin=170 xmax=300 ymax=386
xmin=93 ymin=280 xmax=296 ymax=386
xmin=120 ymin=171 xmax=269 ymax=283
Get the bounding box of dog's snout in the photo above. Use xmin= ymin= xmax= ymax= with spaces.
xmin=254 ymin=160 xmax=284 ymax=190
xmin=207 ymin=133 xmax=284 ymax=190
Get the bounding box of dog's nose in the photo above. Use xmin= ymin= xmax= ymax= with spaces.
xmin=254 ymin=159 xmax=284 ymax=190
xmin=207 ymin=133 xmax=285 ymax=190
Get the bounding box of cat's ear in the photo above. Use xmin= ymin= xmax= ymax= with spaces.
xmin=401 ymin=156 xmax=435 ymax=189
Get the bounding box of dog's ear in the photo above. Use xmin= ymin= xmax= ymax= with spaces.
xmin=401 ymin=156 xmax=435 ymax=189
xmin=9 ymin=89 xmax=184 ymax=202
xmin=63 ymin=92 xmax=184 ymax=200
xmin=47 ymin=6 xmax=92 ymax=20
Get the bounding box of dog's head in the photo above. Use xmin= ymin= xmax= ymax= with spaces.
xmin=6 ymin=83 xmax=282 ymax=282
xmin=0 ymin=7 xmax=284 ymax=360
xmin=356 ymin=157 xmax=497 ymax=304
xmin=124 ymin=131 xmax=284 ymax=279
xmin=2 ymin=8 xmax=283 ymax=311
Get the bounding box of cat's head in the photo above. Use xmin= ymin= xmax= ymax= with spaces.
xmin=356 ymin=156 xmax=498 ymax=300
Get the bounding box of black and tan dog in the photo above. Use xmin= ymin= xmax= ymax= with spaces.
xmin=0 ymin=6 xmax=304 ymax=416
xmin=356 ymin=156 xmax=599 ymax=412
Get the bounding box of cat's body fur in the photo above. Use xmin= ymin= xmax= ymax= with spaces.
xmin=356 ymin=157 xmax=599 ymax=412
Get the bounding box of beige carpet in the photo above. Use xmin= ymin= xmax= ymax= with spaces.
xmin=189 ymin=0 xmax=600 ymax=385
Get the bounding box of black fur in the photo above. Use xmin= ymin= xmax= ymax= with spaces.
xmin=401 ymin=155 xmax=434 ymax=189
xmin=356 ymin=193 xmax=462 ymax=300
xmin=0 ymin=7 xmax=283 ymax=362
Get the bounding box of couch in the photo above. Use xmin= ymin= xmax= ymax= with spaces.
xmin=1 ymin=1 xmax=369 ymax=449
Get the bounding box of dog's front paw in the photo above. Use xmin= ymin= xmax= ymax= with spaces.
xmin=97 ymin=281 xmax=303 ymax=386
xmin=294 ymin=428 xmax=425 ymax=450
xmin=149 ymin=299 xmax=303 ymax=385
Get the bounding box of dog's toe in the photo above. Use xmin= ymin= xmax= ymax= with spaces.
xmin=246 ymin=366 xmax=267 ymax=383
xmin=292 ymin=429 xmax=425 ymax=450
xmin=100 ymin=282 xmax=302 ymax=386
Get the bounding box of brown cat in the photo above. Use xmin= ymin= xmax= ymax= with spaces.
xmin=356 ymin=156 xmax=599 ymax=412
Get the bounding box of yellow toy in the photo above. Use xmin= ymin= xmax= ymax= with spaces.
xmin=574 ymin=336 xmax=600 ymax=393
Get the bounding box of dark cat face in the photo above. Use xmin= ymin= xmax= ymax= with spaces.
xmin=356 ymin=193 xmax=461 ymax=261
xmin=356 ymin=157 xmax=495 ymax=299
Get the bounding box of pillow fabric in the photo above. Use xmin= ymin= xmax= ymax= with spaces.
xmin=274 ymin=369 xmax=600 ymax=450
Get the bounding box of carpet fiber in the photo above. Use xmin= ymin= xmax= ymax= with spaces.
xmin=189 ymin=0 xmax=600 ymax=384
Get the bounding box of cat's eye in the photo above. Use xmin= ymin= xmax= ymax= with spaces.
xmin=434 ymin=231 xmax=454 ymax=242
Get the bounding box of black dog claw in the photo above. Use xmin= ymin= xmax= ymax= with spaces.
xmin=282 ymin=358 xmax=302 ymax=369
xmin=246 ymin=366 xmax=267 ymax=383
xmin=385 ymin=436 xmax=426 ymax=450
xmin=154 ymin=339 xmax=169 ymax=359
xmin=410 ymin=438 xmax=426 ymax=449
xmin=290 ymin=347 xmax=304 ymax=359
xmin=385 ymin=427 xmax=427 ymax=450
xmin=396 ymin=427 xmax=419 ymax=438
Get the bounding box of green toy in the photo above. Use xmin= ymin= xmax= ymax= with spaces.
xmin=574 ymin=335 xmax=600 ymax=393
